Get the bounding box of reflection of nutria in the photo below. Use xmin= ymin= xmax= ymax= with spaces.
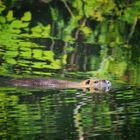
xmin=11 ymin=78 xmax=111 ymax=93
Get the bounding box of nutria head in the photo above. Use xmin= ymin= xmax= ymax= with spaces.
xmin=85 ymin=79 xmax=111 ymax=93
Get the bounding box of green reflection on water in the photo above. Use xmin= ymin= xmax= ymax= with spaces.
xmin=0 ymin=83 xmax=140 ymax=140
xmin=0 ymin=0 xmax=140 ymax=140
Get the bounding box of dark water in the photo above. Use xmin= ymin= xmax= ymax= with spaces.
xmin=0 ymin=82 xmax=140 ymax=140
xmin=0 ymin=37 xmax=140 ymax=140
xmin=0 ymin=36 xmax=140 ymax=140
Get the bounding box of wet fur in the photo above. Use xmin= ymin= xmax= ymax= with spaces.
xmin=11 ymin=78 xmax=111 ymax=92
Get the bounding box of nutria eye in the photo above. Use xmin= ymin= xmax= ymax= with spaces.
xmin=102 ymin=80 xmax=106 ymax=83
xmin=86 ymin=80 xmax=90 ymax=85
xmin=94 ymin=88 xmax=98 ymax=91
xmin=94 ymin=81 xmax=98 ymax=83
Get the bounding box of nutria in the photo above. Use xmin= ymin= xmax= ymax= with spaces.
xmin=11 ymin=78 xmax=111 ymax=93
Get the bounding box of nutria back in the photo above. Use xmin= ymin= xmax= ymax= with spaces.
xmin=10 ymin=78 xmax=111 ymax=92
xmin=11 ymin=78 xmax=71 ymax=88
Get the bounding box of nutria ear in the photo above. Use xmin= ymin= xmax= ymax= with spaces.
xmin=85 ymin=79 xmax=90 ymax=85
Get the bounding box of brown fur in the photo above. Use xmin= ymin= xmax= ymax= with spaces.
xmin=11 ymin=78 xmax=111 ymax=93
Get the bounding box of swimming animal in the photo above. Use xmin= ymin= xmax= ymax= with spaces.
xmin=11 ymin=78 xmax=111 ymax=93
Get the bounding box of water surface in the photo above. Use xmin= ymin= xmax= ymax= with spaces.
xmin=0 ymin=82 xmax=140 ymax=140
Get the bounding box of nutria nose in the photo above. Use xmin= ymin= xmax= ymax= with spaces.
xmin=102 ymin=80 xmax=111 ymax=85
xmin=101 ymin=80 xmax=111 ymax=91
xmin=106 ymin=80 xmax=111 ymax=87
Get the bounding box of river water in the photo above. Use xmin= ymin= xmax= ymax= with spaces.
xmin=0 ymin=37 xmax=140 ymax=140
xmin=0 ymin=80 xmax=140 ymax=140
